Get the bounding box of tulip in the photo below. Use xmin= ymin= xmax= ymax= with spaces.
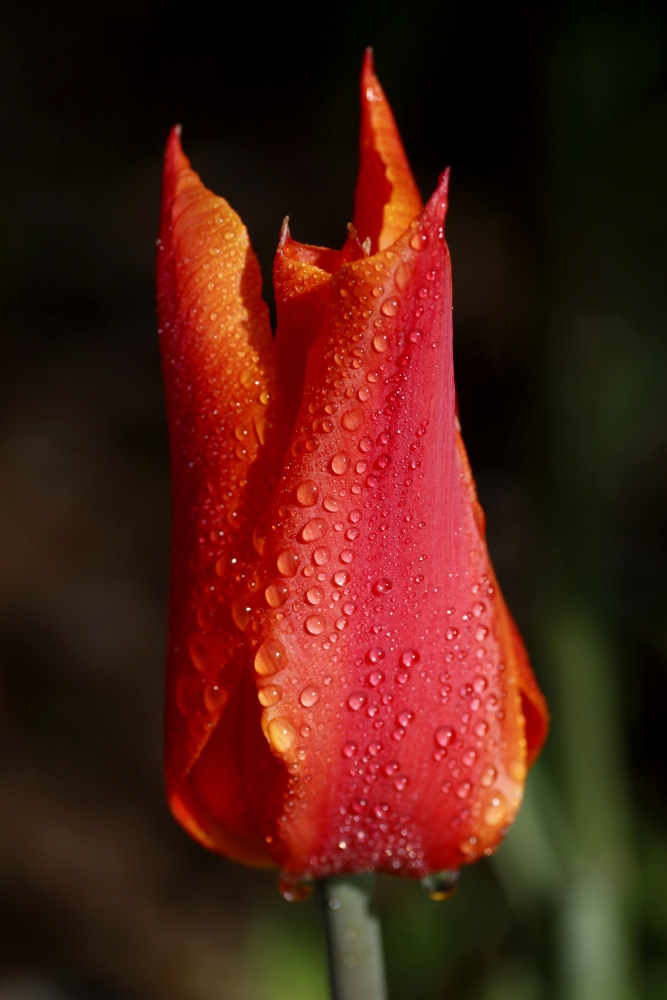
xmin=157 ymin=52 xmax=548 ymax=883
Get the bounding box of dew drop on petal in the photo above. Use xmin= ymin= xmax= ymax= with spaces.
xmin=348 ymin=691 xmax=367 ymax=711
xmin=372 ymin=333 xmax=389 ymax=353
xmin=333 ymin=570 xmax=350 ymax=587
xmin=306 ymin=586 xmax=324 ymax=605
xmin=305 ymin=615 xmax=326 ymax=635
xmin=372 ymin=578 xmax=392 ymax=595
xmin=331 ymin=453 xmax=350 ymax=475
xmin=265 ymin=581 xmax=290 ymax=608
xmin=276 ymin=548 xmax=299 ymax=577
xmin=254 ymin=637 xmax=288 ymax=676
xmin=400 ymin=649 xmax=420 ymax=668
xmin=313 ymin=546 xmax=330 ymax=566
xmin=296 ymin=480 xmax=319 ymax=507
xmin=435 ymin=726 xmax=454 ymax=748
xmin=381 ymin=298 xmax=398 ymax=316
xmin=300 ymin=518 xmax=326 ymax=542
xmin=341 ymin=407 xmax=365 ymax=431
xmin=267 ymin=718 xmax=296 ymax=755
xmin=258 ymin=684 xmax=282 ymax=707
xmin=300 ymin=685 xmax=320 ymax=708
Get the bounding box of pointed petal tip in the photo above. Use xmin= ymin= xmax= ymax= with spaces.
xmin=164 ymin=124 xmax=190 ymax=178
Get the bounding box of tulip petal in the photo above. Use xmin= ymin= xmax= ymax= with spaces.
xmin=157 ymin=128 xmax=287 ymax=865
xmin=353 ymin=50 xmax=423 ymax=253
xmin=242 ymin=173 xmax=546 ymax=877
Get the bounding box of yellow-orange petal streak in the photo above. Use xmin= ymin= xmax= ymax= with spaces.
xmin=353 ymin=50 xmax=423 ymax=253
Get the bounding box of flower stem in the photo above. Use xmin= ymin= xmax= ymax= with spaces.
xmin=318 ymin=875 xmax=388 ymax=1000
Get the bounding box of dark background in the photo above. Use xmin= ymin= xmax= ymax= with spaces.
xmin=1 ymin=2 xmax=666 ymax=998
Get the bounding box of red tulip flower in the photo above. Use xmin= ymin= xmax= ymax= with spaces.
xmin=157 ymin=53 xmax=548 ymax=883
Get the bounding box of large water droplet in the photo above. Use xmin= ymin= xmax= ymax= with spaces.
xmin=421 ymin=870 xmax=460 ymax=901
xmin=372 ymin=578 xmax=392 ymax=595
xmin=341 ymin=407 xmax=365 ymax=431
xmin=267 ymin=718 xmax=296 ymax=755
xmin=258 ymin=684 xmax=282 ymax=707
xmin=300 ymin=518 xmax=326 ymax=542
xmin=300 ymin=685 xmax=320 ymax=708
xmin=381 ymin=298 xmax=398 ymax=317
xmin=254 ymin=637 xmax=288 ymax=676
xmin=305 ymin=615 xmax=326 ymax=635
xmin=276 ymin=548 xmax=299 ymax=577
xmin=348 ymin=691 xmax=367 ymax=711
xmin=400 ymin=649 xmax=420 ymax=668
xmin=331 ymin=453 xmax=350 ymax=475
xmin=372 ymin=333 xmax=389 ymax=353
xmin=306 ymin=586 xmax=324 ymax=605
xmin=296 ymin=480 xmax=319 ymax=507
xmin=333 ymin=570 xmax=349 ymax=586
xmin=277 ymin=873 xmax=314 ymax=903
xmin=265 ymin=581 xmax=290 ymax=608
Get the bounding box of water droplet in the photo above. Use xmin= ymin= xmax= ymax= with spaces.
xmin=313 ymin=546 xmax=330 ymax=565
xmin=372 ymin=333 xmax=389 ymax=353
xmin=333 ymin=570 xmax=349 ymax=587
xmin=342 ymin=742 xmax=357 ymax=758
xmin=462 ymin=748 xmax=477 ymax=768
xmin=300 ymin=518 xmax=326 ymax=542
xmin=278 ymin=873 xmax=314 ymax=903
xmin=381 ymin=298 xmax=398 ymax=316
xmin=340 ymin=550 xmax=354 ymax=564
xmin=203 ymin=680 xmax=229 ymax=713
xmin=478 ymin=767 xmax=495 ymax=789
xmin=305 ymin=615 xmax=326 ymax=635
xmin=397 ymin=710 xmax=414 ymax=727
xmin=306 ymin=586 xmax=324 ymax=605
xmin=455 ymin=781 xmax=471 ymax=799
xmin=265 ymin=581 xmax=290 ymax=608
xmin=255 ymin=637 xmax=288 ymax=676
xmin=475 ymin=626 xmax=488 ymax=643
xmin=410 ymin=230 xmax=427 ymax=251
xmin=368 ymin=670 xmax=384 ymax=687
xmin=367 ymin=647 xmax=385 ymax=664
xmin=258 ymin=684 xmax=282 ymax=707
xmin=484 ymin=793 xmax=507 ymax=827
xmin=372 ymin=578 xmax=392 ymax=595
xmin=359 ymin=437 xmax=373 ymax=453
xmin=400 ymin=649 xmax=420 ymax=668
xmin=276 ymin=548 xmax=299 ymax=577
xmin=473 ymin=602 xmax=486 ymax=618
xmin=267 ymin=718 xmax=296 ymax=755
xmin=395 ymin=262 xmax=411 ymax=291
xmin=323 ymin=496 xmax=340 ymax=512
xmin=341 ymin=407 xmax=365 ymax=431
xmin=348 ymin=691 xmax=367 ymax=711
xmin=393 ymin=775 xmax=408 ymax=791
xmin=331 ymin=453 xmax=350 ymax=475
xmin=300 ymin=685 xmax=320 ymax=707
xmin=421 ymin=870 xmax=460 ymax=901
xmin=296 ymin=480 xmax=319 ymax=507
xmin=446 ymin=627 xmax=459 ymax=641
xmin=435 ymin=726 xmax=454 ymax=748
xmin=473 ymin=675 xmax=487 ymax=694
xmin=231 ymin=596 xmax=252 ymax=630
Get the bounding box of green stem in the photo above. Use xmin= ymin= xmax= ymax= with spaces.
xmin=318 ymin=875 xmax=388 ymax=1000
